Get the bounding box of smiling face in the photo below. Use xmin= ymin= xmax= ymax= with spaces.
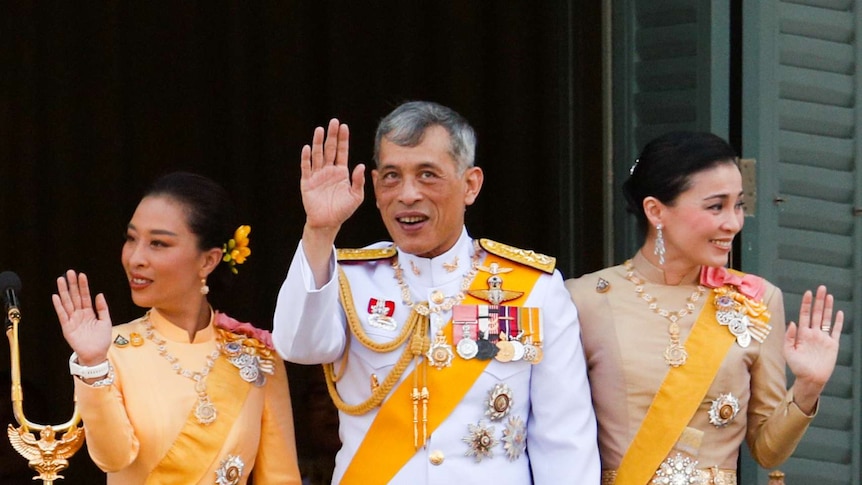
xmin=372 ymin=125 xmax=483 ymax=258
xmin=646 ymin=161 xmax=744 ymax=273
xmin=121 ymin=195 xmax=220 ymax=313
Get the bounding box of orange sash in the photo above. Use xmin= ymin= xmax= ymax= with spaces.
xmin=145 ymin=352 xmax=251 ymax=485
xmin=340 ymin=254 xmax=543 ymax=484
xmin=614 ymin=290 xmax=734 ymax=485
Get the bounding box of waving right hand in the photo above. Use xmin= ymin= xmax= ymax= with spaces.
xmin=52 ymin=270 xmax=113 ymax=366
xmin=300 ymin=118 xmax=366 ymax=232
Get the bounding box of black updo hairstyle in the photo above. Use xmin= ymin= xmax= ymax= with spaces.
xmin=622 ymin=131 xmax=739 ymax=235
xmin=142 ymin=172 xmax=238 ymax=293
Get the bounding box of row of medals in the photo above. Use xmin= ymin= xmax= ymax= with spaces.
xmin=425 ymin=301 xmax=543 ymax=370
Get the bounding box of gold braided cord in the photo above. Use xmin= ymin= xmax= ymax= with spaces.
xmin=323 ymin=266 xmax=430 ymax=416
xmin=327 ymin=333 xmax=350 ymax=383
xmin=337 ymin=266 xmax=418 ymax=352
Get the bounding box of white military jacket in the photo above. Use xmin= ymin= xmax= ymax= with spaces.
xmin=273 ymin=228 xmax=600 ymax=484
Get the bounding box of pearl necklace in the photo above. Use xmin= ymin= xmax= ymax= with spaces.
xmin=623 ymin=260 xmax=706 ymax=367
xmin=142 ymin=314 xmax=221 ymax=425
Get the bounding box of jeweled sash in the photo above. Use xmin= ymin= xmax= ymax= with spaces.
xmin=614 ymin=288 xmax=734 ymax=485
xmin=339 ymin=254 xmax=543 ymax=484
xmin=145 ymin=350 xmax=252 ymax=485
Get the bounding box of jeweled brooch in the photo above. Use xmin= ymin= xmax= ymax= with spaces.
xmin=462 ymin=421 xmax=497 ymax=462
xmin=220 ymin=331 xmax=276 ymax=387
xmin=215 ymin=454 xmax=244 ymax=485
xmin=652 ymin=453 xmax=700 ymax=485
xmin=485 ymin=383 xmax=513 ymax=421
xmin=501 ymin=415 xmax=526 ymax=461
xmin=708 ymin=393 xmax=740 ymax=428
xmin=713 ymin=288 xmax=771 ymax=348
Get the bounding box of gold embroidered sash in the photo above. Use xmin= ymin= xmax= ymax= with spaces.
xmin=340 ymin=254 xmax=543 ymax=484
xmin=145 ymin=350 xmax=251 ymax=485
xmin=614 ymin=289 xmax=734 ymax=485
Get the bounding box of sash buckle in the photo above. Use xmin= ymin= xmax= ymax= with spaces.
xmin=652 ymin=453 xmax=703 ymax=484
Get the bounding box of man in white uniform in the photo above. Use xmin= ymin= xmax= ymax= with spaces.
xmin=273 ymin=101 xmax=599 ymax=484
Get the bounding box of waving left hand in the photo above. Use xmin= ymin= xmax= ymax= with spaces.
xmin=784 ymin=285 xmax=843 ymax=411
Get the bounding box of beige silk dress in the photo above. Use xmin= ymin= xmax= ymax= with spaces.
xmin=565 ymin=251 xmax=814 ymax=475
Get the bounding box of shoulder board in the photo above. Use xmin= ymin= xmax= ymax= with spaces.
xmin=336 ymin=246 xmax=397 ymax=262
xmin=479 ymin=238 xmax=555 ymax=274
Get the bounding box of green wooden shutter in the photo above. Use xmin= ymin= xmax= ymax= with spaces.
xmin=611 ymin=0 xmax=730 ymax=260
xmin=741 ymin=1 xmax=862 ymax=484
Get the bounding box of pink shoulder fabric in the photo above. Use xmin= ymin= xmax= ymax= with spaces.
xmin=700 ymin=266 xmax=766 ymax=301
xmin=215 ymin=312 xmax=274 ymax=349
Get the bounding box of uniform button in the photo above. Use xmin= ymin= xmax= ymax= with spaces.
xmin=429 ymin=450 xmax=445 ymax=466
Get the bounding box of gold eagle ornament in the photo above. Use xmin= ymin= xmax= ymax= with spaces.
xmin=7 ymin=424 xmax=85 ymax=482
xmin=467 ymin=262 xmax=524 ymax=305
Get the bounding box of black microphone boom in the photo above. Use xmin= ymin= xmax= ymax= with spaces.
xmin=0 ymin=270 xmax=22 ymax=328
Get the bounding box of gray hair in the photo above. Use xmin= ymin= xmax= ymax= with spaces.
xmin=373 ymin=101 xmax=477 ymax=173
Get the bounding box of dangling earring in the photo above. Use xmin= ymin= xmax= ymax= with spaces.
xmin=200 ymin=278 xmax=210 ymax=295
xmin=654 ymin=224 xmax=666 ymax=265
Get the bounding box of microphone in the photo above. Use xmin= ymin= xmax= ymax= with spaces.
xmin=0 ymin=270 xmax=22 ymax=328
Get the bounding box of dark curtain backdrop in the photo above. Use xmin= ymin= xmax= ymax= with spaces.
xmin=0 ymin=2 xmax=602 ymax=483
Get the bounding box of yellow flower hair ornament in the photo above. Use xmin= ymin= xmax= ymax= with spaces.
xmin=223 ymin=225 xmax=251 ymax=274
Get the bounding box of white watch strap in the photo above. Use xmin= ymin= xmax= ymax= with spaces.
xmin=69 ymin=352 xmax=110 ymax=379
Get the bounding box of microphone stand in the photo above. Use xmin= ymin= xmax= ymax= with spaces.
xmin=6 ymin=303 xmax=84 ymax=484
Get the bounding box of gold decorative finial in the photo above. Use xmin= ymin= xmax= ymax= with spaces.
xmin=7 ymin=424 xmax=85 ymax=482
xmin=6 ymin=280 xmax=85 ymax=484
xmin=768 ymin=470 xmax=786 ymax=485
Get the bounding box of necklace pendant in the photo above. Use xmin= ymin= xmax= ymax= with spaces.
xmin=664 ymin=342 xmax=688 ymax=367
xmin=195 ymin=399 xmax=217 ymax=425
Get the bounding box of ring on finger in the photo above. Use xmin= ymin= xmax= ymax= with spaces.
xmin=821 ymin=323 xmax=831 ymax=333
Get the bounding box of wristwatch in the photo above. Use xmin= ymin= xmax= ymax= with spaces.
xmin=68 ymin=352 xmax=110 ymax=379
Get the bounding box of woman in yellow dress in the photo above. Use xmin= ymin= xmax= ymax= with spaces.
xmin=53 ymin=172 xmax=301 ymax=484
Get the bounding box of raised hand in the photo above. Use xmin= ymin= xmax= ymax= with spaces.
xmin=52 ymin=270 xmax=113 ymax=366
xmin=784 ymin=285 xmax=844 ymax=412
xmin=300 ymin=118 xmax=366 ymax=232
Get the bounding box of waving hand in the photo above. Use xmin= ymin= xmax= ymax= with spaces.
xmin=784 ymin=285 xmax=844 ymax=413
xmin=299 ymin=119 xmax=366 ymax=285
xmin=52 ymin=270 xmax=113 ymax=367
xmin=300 ymin=119 xmax=366 ymax=232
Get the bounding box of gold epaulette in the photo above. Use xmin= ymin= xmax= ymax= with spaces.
xmin=336 ymin=246 xmax=397 ymax=262
xmin=478 ymin=238 xmax=556 ymax=274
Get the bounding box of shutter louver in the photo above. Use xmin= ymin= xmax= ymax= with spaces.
xmin=742 ymin=1 xmax=860 ymax=484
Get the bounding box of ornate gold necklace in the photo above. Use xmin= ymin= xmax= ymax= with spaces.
xmin=391 ymin=240 xmax=482 ymax=318
xmin=623 ymin=260 xmax=706 ymax=367
xmin=392 ymin=240 xmax=482 ymax=370
xmin=142 ymin=314 xmax=221 ymax=425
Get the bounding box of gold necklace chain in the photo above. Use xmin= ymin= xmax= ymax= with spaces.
xmin=623 ymin=260 xmax=706 ymax=367
xmin=391 ymin=239 xmax=482 ymax=316
xmin=142 ymin=313 xmax=222 ymax=425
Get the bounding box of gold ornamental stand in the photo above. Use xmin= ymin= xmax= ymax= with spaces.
xmin=6 ymin=302 xmax=85 ymax=483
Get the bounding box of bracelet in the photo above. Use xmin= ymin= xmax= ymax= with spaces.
xmin=88 ymin=369 xmax=115 ymax=388
xmin=73 ymin=369 xmax=115 ymax=388
xmin=69 ymin=352 xmax=110 ymax=379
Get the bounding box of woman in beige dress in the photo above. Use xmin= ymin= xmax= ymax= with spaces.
xmin=566 ymin=131 xmax=843 ymax=485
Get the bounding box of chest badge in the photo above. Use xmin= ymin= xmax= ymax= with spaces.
xmin=708 ymin=392 xmax=740 ymax=427
xmin=468 ymin=263 xmax=524 ymax=305
xmin=367 ymin=298 xmax=397 ymax=331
